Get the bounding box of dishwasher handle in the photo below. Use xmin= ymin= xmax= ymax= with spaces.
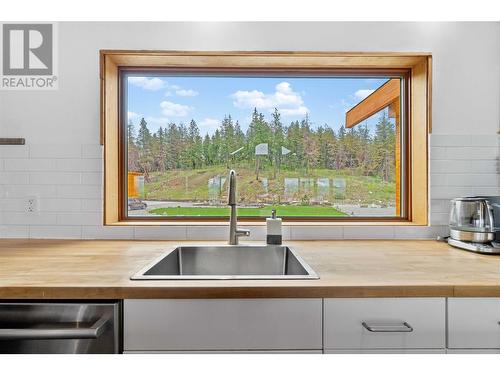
xmin=0 ymin=313 xmax=111 ymax=340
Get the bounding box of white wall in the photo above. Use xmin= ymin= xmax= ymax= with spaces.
xmin=1 ymin=22 xmax=499 ymax=240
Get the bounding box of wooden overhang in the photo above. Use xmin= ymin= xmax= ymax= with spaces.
xmin=345 ymin=78 xmax=400 ymax=129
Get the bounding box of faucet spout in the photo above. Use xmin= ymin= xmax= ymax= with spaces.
xmin=228 ymin=170 xmax=236 ymax=205
xmin=228 ymin=169 xmax=250 ymax=245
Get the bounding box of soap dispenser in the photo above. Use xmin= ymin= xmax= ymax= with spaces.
xmin=266 ymin=209 xmax=282 ymax=245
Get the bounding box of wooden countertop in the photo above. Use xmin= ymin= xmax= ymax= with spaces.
xmin=1 ymin=239 xmax=500 ymax=299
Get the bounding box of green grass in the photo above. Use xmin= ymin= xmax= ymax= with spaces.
xmin=149 ymin=205 xmax=347 ymax=217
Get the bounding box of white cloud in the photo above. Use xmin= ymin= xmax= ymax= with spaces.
xmin=230 ymin=81 xmax=309 ymax=117
xmin=354 ymin=89 xmax=375 ymax=100
xmin=126 ymin=112 xmax=169 ymax=131
xmin=232 ymin=90 xmax=272 ymax=109
xmin=128 ymin=77 xmax=167 ymax=91
xmin=280 ymin=106 xmax=310 ymax=116
xmin=273 ymin=82 xmax=303 ymax=107
xmin=199 ymin=118 xmax=220 ymax=135
xmin=160 ymin=101 xmax=192 ymax=117
xmin=176 ymin=89 xmax=199 ymax=97
xmin=127 ymin=111 xmax=140 ymax=121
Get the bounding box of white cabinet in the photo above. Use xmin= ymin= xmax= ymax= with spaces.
xmin=124 ymin=299 xmax=322 ymax=352
xmin=125 ymin=350 xmax=323 ymax=354
xmin=448 ymin=298 xmax=500 ymax=349
xmin=323 ymin=298 xmax=446 ymax=351
xmin=123 ymin=297 xmax=500 ymax=353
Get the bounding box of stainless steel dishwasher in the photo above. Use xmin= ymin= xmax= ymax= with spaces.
xmin=0 ymin=302 xmax=121 ymax=354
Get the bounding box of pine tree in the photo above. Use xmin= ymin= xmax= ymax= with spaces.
xmin=372 ymin=111 xmax=396 ymax=182
xmin=136 ymin=118 xmax=152 ymax=150
xmin=270 ymin=108 xmax=284 ymax=177
xmin=187 ymin=119 xmax=202 ymax=169
xmin=135 ymin=118 xmax=154 ymax=181
xmin=127 ymin=120 xmax=139 ymax=171
xmin=300 ymin=114 xmax=319 ymax=174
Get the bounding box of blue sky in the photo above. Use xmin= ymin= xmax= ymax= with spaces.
xmin=126 ymin=75 xmax=391 ymax=137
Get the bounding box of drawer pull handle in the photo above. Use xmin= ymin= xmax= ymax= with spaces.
xmin=362 ymin=321 xmax=413 ymax=333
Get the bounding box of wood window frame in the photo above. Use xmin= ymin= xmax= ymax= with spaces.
xmin=100 ymin=51 xmax=431 ymax=226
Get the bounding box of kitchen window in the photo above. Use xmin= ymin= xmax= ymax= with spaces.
xmin=100 ymin=52 xmax=431 ymax=225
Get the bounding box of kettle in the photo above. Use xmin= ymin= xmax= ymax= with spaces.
xmin=449 ymin=197 xmax=500 ymax=243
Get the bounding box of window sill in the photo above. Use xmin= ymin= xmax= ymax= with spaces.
xmin=105 ymin=220 xmax=428 ymax=227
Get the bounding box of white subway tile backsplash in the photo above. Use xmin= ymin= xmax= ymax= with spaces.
xmin=0 ymin=172 xmax=30 ymax=185
xmin=431 ymin=212 xmax=450 ymax=225
xmin=446 ymin=174 xmax=498 ymax=187
xmin=29 ymin=172 xmax=81 ymax=185
xmin=134 ymin=226 xmax=187 ymax=240
xmin=446 ymin=147 xmax=498 ymax=160
xmin=81 ymin=199 xmax=102 ymax=212
xmin=56 ymin=185 xmax=102 ymax=199
xmin=470 ymin=160 xmax=499 ymax=174
xmin=0 ymin=145 xmax=29 ymax=159
xmin=39 ymin=198 xmax=82 ymax=212
xmin=430 ymin=174 xmax=447 ymax=186
xmin=468 ymin=135 xmax=499 ymax=147
xmin=0 ymin=184 xmax=57 ymax=198
xmin=430 ymin=160 xmax=500 ymax=175
xmin=0 ymin=225 xmax=29 ymax=238
xmin=81 ymin=144 xmax=103 ymax=159
xmin=430 ymin=199 xmax=451 ymax=213
xmin=0 ymin=198 xmax=25 ymax=211
xmin=29 ymin=225 xmax=82 ymax=239
xmin=431 ymin=186 xmax=472 ymax=199
xmin=430 ymin=135 xmax=471 ymax=147
xmin=291 ymin=226 xmax=343 ymax=240
xmin=394 ymin=225 xmax=448 ymax=239
xmin=430 ymin=160 xmax=470 ymax=174
xmin=80 ymin=172 xmax=102 ymax=185
xmin=56 ymin=158 xmax=102 ymax=172
xmin=4 ymin=159 xmax=56 ymax=171
xmin=57 ymin=212 xmax=102 ymax=225
xmin=5 ymin=212 xmax=58 ymax=225
xmin=343 ymin=226 xmax=395 ymax=239
xmin=0 ymin=132 xmax=497 ymax=239
xmin=30 ymin=144 xmax=82 ymax=159
xmin=82 ymin=226 xmax=134 ymax=239
xmin=186 ymin=226 xmax=227 ymax=240
xmin=430 ymin=147 xmax=447 ymax=160
xmin=470 ymin=186 xmax=500 ymax=196
xmin=430 ymin=134 xmax=499 ymax=148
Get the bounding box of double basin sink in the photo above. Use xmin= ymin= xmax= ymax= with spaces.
xmin=132 ymin=245 xmax=318 ymax=280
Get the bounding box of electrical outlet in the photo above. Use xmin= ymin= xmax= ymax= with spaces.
xmin=26 ymin=196 xmax=38 ymax=213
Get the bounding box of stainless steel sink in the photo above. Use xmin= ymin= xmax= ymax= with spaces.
xmin=131 ymin=245 xmax=319 ymax=280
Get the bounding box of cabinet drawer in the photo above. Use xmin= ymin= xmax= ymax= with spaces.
xmin=324 ymin=298 xmax=445 ymax=350
xmin=448 ymin=298 xmax=500 ymax=349
xmin=124 ymin=299 xmax=322 ymax=351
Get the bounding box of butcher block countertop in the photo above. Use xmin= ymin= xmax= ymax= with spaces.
xmin=1 ymin=239 xmax=500 ymax=299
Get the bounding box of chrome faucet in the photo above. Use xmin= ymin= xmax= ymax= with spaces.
xmin=228 ymin=170 xmax=250 ymax=245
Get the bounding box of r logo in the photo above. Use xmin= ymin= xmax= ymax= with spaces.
xmin=2 ymin=24 xmax=53 ymax=75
